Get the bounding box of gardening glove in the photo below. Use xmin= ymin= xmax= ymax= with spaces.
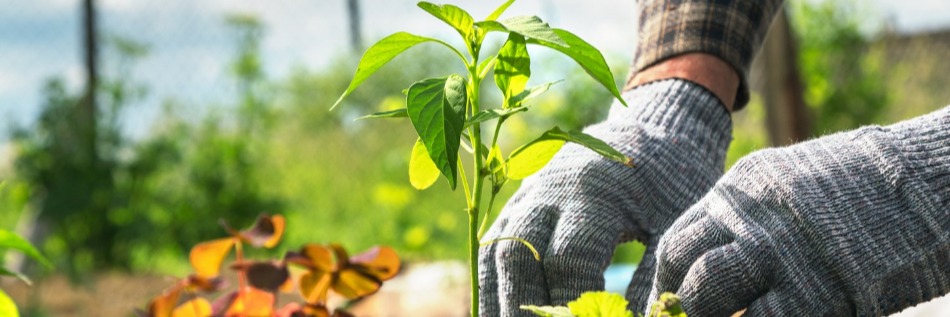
xmin=650 ymin=106 xmax=950 ymax=316
xmin=479 ymin=79 xmax=733 ymax=316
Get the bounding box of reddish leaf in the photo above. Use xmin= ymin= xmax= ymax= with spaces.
xmin=350 ymin=246 xmax=401 ymax=281
xmin=287 ymin=244 xmax=333 ymax=272
xmin=171 ymin=298 xmax=211 ymax=317
xmin=239 ymin=214 xmax=285 ymax=248
xmin=231 ymin=261 xmax=289 ymax=293
xmin=189 ymin=238 xmax=235 ymax=278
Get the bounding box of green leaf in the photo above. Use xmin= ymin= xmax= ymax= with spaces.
xmin=507 ymin=138 xmax=565 ymax=180
xmin=509 ymin=80 xmax=562 ymax=107
xmin=417 ymin=2 xmax=474 ymax=42
xmin=332 ymin=32 xmax=462 ymax=110
xmin=466 ymin=107 xmax=527 ymax=128
xmin=406 ymin=75 xmax=467 ymax=189
xmin=409 ymin=138 xmax=441 ymax=190
xmin=356 ymin=108 xmax=408 ymax=120
xmin=527 ymin=29 xmax=626 ymax=106
xmin=486 ymin=0 xmax=515 ymax=21
xmin=498 ymin=16 xmax=566 ymax=46
xmin=0 ymin=230 xmax=51 ymax=269
xmin=521 ymin=305 xmax=575 ymax=317
xmin=495 ymin=33 xmax=531 ymax=107
xmin=567 ymin=291 xmax=633 ymax=317
xmin=0 ymin=289 xmax=18 ymax=317
xmin=0 ymin=266 xmax=31 ymax=285
xmin=474 ymin=20 xmax=508 ymax=33
xmin=507 ymin=127 xmax=633 ymax=180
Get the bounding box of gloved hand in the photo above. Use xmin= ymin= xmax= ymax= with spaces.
xmin=650 ymin=107 xmax=950 ymax=316
xmin=478 ymin=79 xmax=733 ymax=316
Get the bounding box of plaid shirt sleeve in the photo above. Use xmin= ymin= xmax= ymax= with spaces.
xmin=627 ymin=0 xmax=784 ymax=109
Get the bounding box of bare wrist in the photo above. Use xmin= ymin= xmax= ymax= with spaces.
xmin=625 ymin=53 xmax=739 ymax=112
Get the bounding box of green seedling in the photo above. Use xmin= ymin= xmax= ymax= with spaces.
xmin=139 ymin=214 xmax=400 ymax=317
xmin=332 ymin=1 xmax=631 ymax=315
xmin=522 ymin=291 xmax=686 ymax=317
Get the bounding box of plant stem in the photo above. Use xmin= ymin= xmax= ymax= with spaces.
xmin=467 ymin=54 xmax=483 ymax=317
xmin=477 ymin=118 xmax=506 ymax=239
xmin=235 ymin=240 xmax=246 ymax=290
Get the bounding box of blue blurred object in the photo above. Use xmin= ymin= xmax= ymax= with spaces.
xmin=604 ymin=264 xmax=637 ymax=295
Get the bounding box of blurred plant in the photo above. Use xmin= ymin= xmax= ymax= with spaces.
xmin=790 ymin=0 xmax=889 ymax=133
xmin=139 ymin=214 xmax=399 ymax=317
xmin=0 ymin=185 xmax=52 ymax=317
xmin=332 ymin=1 xmax=630 ymax=315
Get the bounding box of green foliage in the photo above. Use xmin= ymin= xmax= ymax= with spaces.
xmin=406 ymin=75 xmax=468 ymax=189
xmin=332 ymin=2 xmax=629 ymax=316
xmin=790 ymin=0 xmax=889 ymax=133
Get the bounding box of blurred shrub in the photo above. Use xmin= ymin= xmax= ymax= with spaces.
xmin=790 ymin=0 xmax=890 ymax=133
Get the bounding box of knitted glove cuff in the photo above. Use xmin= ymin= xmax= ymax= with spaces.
xmin=608 ymin=79 xmax=733 ymax=158
xmin=887 ymin=106 xmax=950 ymax=209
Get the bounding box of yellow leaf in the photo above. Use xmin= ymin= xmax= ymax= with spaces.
xmin=332 ymin=269 xmax=382 ymax=299
xmin=171 ymin=298 xmax=211 ymax=317
xmin=507 ymin=139 xmax=565 ymax=179
xmin=189 ymin=238 xmax=235 ymax=278
xmin=225 ymin=288 xmax=274 ymax=316
xmin=409 ymin=138 xmax=441 ymax=190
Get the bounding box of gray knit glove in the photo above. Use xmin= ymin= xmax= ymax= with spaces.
xmin=479 ymin=79 xmax=733 ymax=316
xmin=651 ymin=107 xmax=950 ymax=316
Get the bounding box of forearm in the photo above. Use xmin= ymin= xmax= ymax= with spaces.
xmin=627 ymin=0 xmax=785 ymax=110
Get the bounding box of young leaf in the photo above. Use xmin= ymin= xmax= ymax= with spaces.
xmin=0 ymin=289 xmax=17 ymax=317
xmin=566 ymin=291 xmax=634 ymax=317
xmin=507 ymin=138 xmax=565 ymax=180
xmin=357 ymin=108 xmax=408 ymax=120
xmin=189 ymin=238 xmax=236 ymax=278
xmin=466 ymin=107 xmax=527 ymax=128
xmin=486 ymin=0 xmax=516 ymax=21
xmin=495 ymin=33 xmax=531 ymax=107
xmin=487 ymin=145 xmax=507 ymax=186
xmin=649 ymin=292 xmax=687 ymax=317
xmin=509 ymin=80 xmax=562 ymax=106
xmin=527 ymin=29 xmax=626 ymax=106
xmin=521 ymin=305 xmax=574 ymax=317
xmin=332 ymin=32 xmax=461 ymax=110
xmin=474 ymin=20 xmax=508 ymax=33
xmin=409 ymin=138 xmax=441 ymax=190
xmin=406 ymin=75 xmax=467 ymax=189
xmin=498 ymin=16 xmax=566 ymax=46
xmin=0 ymin=229 xmax=51 ymax=269
xmin=417 ymin=2 xmax=474 ymax=42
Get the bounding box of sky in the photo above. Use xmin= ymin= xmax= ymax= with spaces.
xmin=1 ymin=0 xmax=949 ymax=143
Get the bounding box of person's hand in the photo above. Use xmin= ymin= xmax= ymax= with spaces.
xmin=478 ymin=79 xmax=733 ymax=316
xmin=650 ymin=108 xmax=950 ymax=316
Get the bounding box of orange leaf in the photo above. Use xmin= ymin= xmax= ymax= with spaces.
xmin=263 ymin=214 xmax=285 ymax=248
xmin=240 ymin=214 xmax=285 ymax=248
xmin=148 ymin=286 xmax=182 ymax=317
xmin=331 ymin=269 xmax=382 ymax=299
xmin=224 ymin=287 xmax=274 ymax=316
xmin=189 ymin=238 xmax=235 ymax=278
xmin=171 ymin=298 xmax=211 ymax=317
xmin=299 ymin=244 xmax=334 ymax=272
xmin=350 ymin=246 xmax=400 ymax=281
